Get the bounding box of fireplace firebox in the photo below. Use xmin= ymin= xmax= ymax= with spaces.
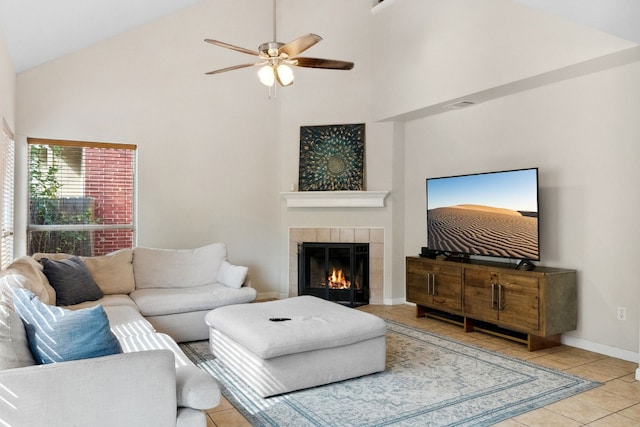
xmin=298 ymin=242 xmax=369 ymax=306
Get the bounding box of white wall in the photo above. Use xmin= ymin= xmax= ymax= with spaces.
xmin=403 ymin=62 xmax=640 ymax=357
xmin=275 ymin=0 xmax=400 ymax=302
xmin=371 ymin=0 xmax=640 ymax=358
xmin=15 ymin=0 xmax=281 ymax=293
xmin=13 ymin=0 xmax=395 ymax=298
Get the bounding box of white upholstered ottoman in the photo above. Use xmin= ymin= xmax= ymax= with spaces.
xmin=205 ymin=295 xmax=386 ymax=397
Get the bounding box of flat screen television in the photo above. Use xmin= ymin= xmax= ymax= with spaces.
xmin=426 ymin=167 xmax=539 ymax=261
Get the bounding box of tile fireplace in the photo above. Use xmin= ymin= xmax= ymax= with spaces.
xmin=298 ymin=242 xmax=369 ymax=306
xmin=288 ymin=227 xmax=384 ymax=304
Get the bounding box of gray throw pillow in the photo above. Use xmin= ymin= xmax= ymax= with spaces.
xmin=40 ymin=256 xmax=104 ymax=306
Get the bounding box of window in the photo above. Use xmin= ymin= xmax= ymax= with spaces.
xmin=27 ymin=138 xmax=136 ymax=256
xmin=1 ymin=119 xmax=14 ymax=269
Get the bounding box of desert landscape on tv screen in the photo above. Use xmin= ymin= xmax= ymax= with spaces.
xmin=427 ymin=170 xmax=539 ymax=260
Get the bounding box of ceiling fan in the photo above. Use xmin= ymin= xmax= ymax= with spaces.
xmin=204 ymin=0 xmax=354 ymax=88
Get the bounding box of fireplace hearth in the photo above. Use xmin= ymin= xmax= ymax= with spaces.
xmin=298 ymin=242 xmax=369 ymax=306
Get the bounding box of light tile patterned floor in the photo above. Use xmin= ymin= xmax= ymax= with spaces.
xmin=204 ymin=303 xmax=639 ymax=427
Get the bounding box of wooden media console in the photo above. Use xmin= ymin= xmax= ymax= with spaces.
xmin=406 ymin=256 xmax=577 ymax=351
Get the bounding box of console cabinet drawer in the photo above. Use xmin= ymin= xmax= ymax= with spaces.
xmin=464 ymin=269 xmax=539 ymax=332
xmin=406 ymin=258 xmax=462 ymax=313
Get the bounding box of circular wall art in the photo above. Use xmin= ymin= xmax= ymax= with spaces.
xmin=298 ymin=123 xmax=365 ymax=191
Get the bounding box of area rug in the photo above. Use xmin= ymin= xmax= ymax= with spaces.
xmin=181 ymin=321 xmax=599 ymax=426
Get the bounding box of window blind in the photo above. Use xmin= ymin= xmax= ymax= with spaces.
xmin=1 ymin=119 xmax=14 ymax=269
xmin=27 ymin=138 xmax=137 ymax=256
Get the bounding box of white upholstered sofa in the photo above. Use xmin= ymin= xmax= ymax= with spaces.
xmin=0 ymin=242 xmax=257 ymax=427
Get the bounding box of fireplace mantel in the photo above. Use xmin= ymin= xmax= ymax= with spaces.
xmin=282 ymin=191 xmax=389 ymax=208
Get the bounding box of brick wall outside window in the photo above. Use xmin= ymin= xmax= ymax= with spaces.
xmin=84 ymin=147 xmax=134 ymax=255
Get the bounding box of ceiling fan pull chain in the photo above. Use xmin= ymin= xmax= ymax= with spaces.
xmin=266 ymin=80 xmax=276 ymax=99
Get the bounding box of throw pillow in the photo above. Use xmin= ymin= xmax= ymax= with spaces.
xmin=40 ymin=256 xmax=104 ymax=306
xmin=0 ymin=269 xmax=29 ymax=313
xmin=82 ymin=249 xmax=135 ymax=295
xmin=217 ymin=260 xmax=248 ymax=289
xmin=0 ymin=272 xmax=36 ymax=369
xmin=12 ymin=288 xmax=122 ymax=364
xmin=7 ymin=256 xmax=56 ymax=305
xmin=33 ymin=252 xmax=72 ymax=261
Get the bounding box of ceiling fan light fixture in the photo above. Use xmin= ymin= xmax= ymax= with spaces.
xmin=276 ymin=63 xmax=294 ymax=86
xmin=258 ymin=65 xmax=276 ymax=86
xmin=204 ymin=0 xmax=354 ymax=93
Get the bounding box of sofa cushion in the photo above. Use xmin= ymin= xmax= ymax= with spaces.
xmin=130 ymin=283 xmax=257 ymax=317
xmin=216 ymin=260 xmax=248 ymax=289
xmin=12 ymin=288 xmax=122 ymax=364
xmin=133 ymin=243 xmax=227 ymax=289
xmin=0 ymin=271 xmax=36 ymax=369
xmin=82 ymin=249 xmax=135 ymax=295
xmin=103 ymin=306 xmax=156 ymax=339
xmin=118 ymin=332 xmax=192 ymax=366
xmin=64 ymin=294 xmax=139 ymax=311
xmin=7 ymin=256 xmax=56 ymax=305
xmin=40 ymin=256 xmax=104 ymax=306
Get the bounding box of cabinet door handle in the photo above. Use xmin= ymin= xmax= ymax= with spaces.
xmin=498 ymin=284 xmax=504 ymax=311
xmin=425 ymin=273 xmax=431 ymax=295
xmin=491 ymin=283 xmax=497 ymax=309
xmin=431 ymin=273 xmax=436 ymax=296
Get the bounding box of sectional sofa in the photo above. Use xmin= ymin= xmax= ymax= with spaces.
xmin=0 ymin=243 xmax=257 ymax=427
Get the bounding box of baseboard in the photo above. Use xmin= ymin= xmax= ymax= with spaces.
xmin=383 ymin=297 xmax=409 ymax=305
xmin=561 ymin=335 xmax=639 ymax=363
xmin=267 ymin=294 xmax=407 ymax=305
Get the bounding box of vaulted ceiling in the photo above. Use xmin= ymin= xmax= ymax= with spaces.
xmin=513 ymin=0 xmax=640 ymax=44
xmin=0 ymin=0 xmax=202 ymax=72
xmin=0 ymin=0 xmax=638 ymax=73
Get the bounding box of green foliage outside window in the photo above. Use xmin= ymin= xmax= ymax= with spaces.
xmin=28 ymin=145 xmax=95 ymax=255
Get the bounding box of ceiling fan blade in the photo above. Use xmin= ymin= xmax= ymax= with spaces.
xmin=205 ymin=63 xmax=260 ymax=75
xmin=279 ymin=34 xmax=322 ymax=58
xmin=204 ymin=39 xmax=260 ymax=56
xmin=294 ymin=57 xmax=354 ymax=70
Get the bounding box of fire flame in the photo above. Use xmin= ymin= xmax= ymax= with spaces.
xmin=328 ymin=268 xmax=351 ymax=289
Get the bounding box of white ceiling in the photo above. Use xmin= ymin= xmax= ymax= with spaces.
xmin=513 ymin=0 xmax=640 ymax=45
xmin=0 ymin=0 xmax=203 ymax=72
xmin=0 ymin=0 xmax=638 ymax=73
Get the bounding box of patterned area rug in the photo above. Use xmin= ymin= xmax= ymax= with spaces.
xmin=181 ymin=321 xmax=599 ymax=426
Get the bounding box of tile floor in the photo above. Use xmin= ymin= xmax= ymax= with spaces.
xmin=204 ymin=303 xmax=639 ymax=427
